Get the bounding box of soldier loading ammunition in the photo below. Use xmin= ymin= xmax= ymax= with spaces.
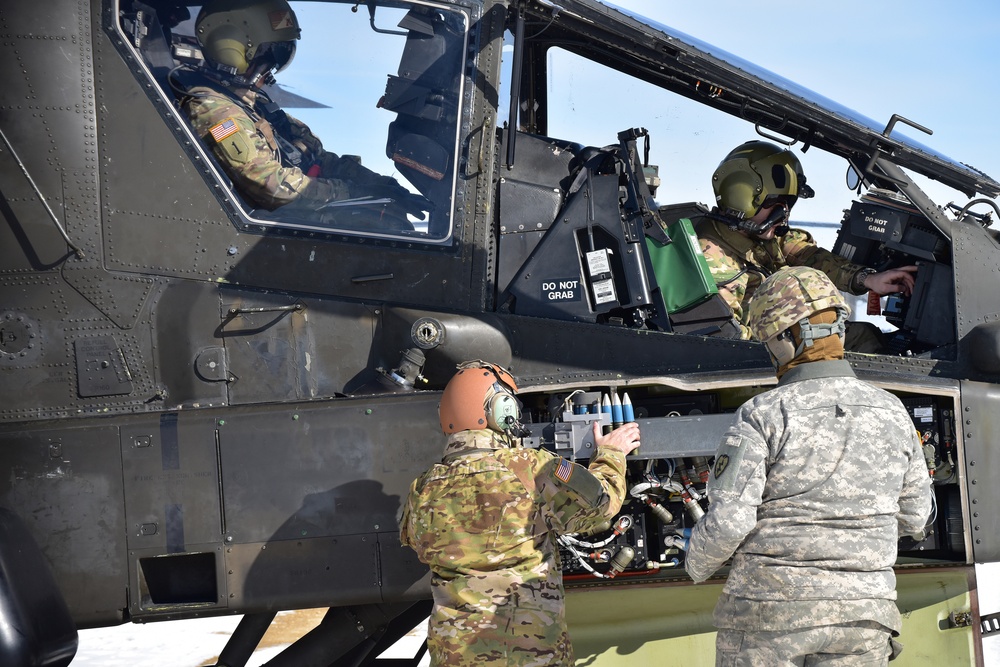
xmin=399 ymin=361 xmax=640 ymax=666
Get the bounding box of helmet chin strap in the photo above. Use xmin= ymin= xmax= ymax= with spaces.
xmin=795 ymin=311 xmax=847 ymax=354
xmin=768 ymin=311 xmax=848 ymax=368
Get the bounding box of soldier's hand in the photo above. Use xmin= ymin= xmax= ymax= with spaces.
xmin=865 ymin=265 xmax=917 ymax=296
xmin=593 ymin=421 xmax=640 ymax=455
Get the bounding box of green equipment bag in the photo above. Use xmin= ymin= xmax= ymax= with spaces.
xmin=646 ymin=218 xmax=718 ymax=313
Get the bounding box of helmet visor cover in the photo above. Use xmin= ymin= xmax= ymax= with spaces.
xmin=252 ymin=40 xmax=296 ymax=74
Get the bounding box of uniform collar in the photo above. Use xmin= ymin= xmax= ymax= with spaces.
xmin=777 ymin=359 xmax=856 ymax=386
xmin=704 ymin=217 xmax=776 ymax=260
xmin=441 ymin=429 xmax=515 ymax=458
xmin=195 ymin=68 xmax=257 ymax=105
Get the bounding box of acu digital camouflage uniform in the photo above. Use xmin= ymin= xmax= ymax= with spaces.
xmin=180 ymin=76 xmax=403 ymax=211
xmin=399 ymin=429 xmax=628 ymax=666
xmin=695 ymin=216 xmax=867 ymax=339
xmin=684 ymin=359 xmax=933 ymax=665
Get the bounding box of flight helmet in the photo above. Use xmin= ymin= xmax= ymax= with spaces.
xmin=746 ymin=266 xmax=850 ymax=367
xmin=712 ymin=140 xmax=815 ymax=234
xmin=439 ymin=361 xmax=526 ymax=437
xmin=196 ymin=0 xmax=300 ymax=85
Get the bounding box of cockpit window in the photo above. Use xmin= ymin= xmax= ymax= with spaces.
xmin=118 ymin=0 xmax=468 ymax=244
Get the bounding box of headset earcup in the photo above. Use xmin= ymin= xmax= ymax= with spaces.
xmin=486 ymin=392 xmax=521 ymax=432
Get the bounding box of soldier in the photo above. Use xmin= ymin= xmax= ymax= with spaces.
xmin=678 ymin=266 xmax=933 ymax=666
xmin=399 ymin=361 xmax=640 ymax=666
xmin=695 ymin=140 xmax=916 ymax=347
xmin=172 ymin=0 xmax=428 ymax=221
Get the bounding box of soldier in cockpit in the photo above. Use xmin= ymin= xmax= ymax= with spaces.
xmin=172 ymin=0 xmax=428 ymax=222
xmin=694 ymin=141 xmax=916 ymax=349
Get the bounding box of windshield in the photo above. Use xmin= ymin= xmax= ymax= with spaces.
xmin=120 ymin=0 xmax=468 ymax=243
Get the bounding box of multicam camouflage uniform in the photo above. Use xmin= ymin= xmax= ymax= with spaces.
xmin=695 ymin=217 xmax=866 ymax=339
xmin=685 ymin=359 xmax=933 ymax=665
xmin=179 ymin=75 xmax=401 ymax=211
xmin=399 ymin=429 xmax=628 ymax=666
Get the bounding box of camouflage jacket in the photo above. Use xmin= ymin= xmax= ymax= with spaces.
xmin=399 ymin=429 xmax=628 ymax=666
xmin=685 ymin=360 xmax=933 ymax=632
xmin=180 ymin=75 xmax=394 ymax=210
xmin=695 ymin=216 xmax=865 ymax=338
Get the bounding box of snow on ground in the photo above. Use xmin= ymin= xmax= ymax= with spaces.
xmin=979 ymin=562 xmax=1000 ymax=666
xmin=72 ymin=608 xmax=428 ymax=666
xmin=73 ymin=564 xmax=1000 ymax=666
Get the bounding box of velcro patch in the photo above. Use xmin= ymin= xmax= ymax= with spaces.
xmin=712 ymin=433 xmax=748 ymax=492
xmin=555 ymin=458 xmax=573 ymax=483
xmin=209 ymin=118 xmax=239 ymax=142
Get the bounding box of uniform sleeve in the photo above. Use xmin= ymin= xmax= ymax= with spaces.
xmin=897 ymin=428 xmax=934 ymax=538
xmin=397 ymin=476 xmax=421 ymax=550
xmin=699 ymin=237 xmax=752 ymax=339
xmin=685 ymin=421 xmax=768 ymax=583
xmin=534 ymin=446 xmax=628 ymax=535
xmin=185 ymin=95 xmax=351 ymax=210
xmin=782 ymin=229 xmax=864 ymax=293
xmin=284 ymin=113 xmax=403 ymax=192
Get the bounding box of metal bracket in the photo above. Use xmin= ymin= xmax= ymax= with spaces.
xmin=863 ymin=114 xmax=933 ymax=187
xmin=948 ymin=610 xmax=973 ymax=629
xmin=982 ymin=611 xmax=1000 ymax=635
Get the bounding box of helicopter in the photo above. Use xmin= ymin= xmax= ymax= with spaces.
xmin=3 ymin=0 xmax=1000 ymax=665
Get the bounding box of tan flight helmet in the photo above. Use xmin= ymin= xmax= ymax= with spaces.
xmin=439 ymin=361 xmax=526 ymax=437
xmin=746 ymin=266 xmax=851 ymax=367
xmin=196 ymin=0 xmax=300 ymax=83
xmin=711 ymin=140 xmax=815 ymax=234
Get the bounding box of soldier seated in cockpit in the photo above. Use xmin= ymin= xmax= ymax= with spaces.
xmin=695 ymin=141 xmax=917 ymax=350
xmin=172 ymin=0 xmax=430 ymax=226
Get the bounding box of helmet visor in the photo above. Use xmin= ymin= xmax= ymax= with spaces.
xmin=761 ymin=194 xmax=797 ymax=211
xmin=254 ymin=40 xmax=297 ymax=74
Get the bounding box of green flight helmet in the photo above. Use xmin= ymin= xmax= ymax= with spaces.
xmin=196 ymin=0 xmax=300 ymax=79
xmin=711 ymin=141 xmax=814 ymax=231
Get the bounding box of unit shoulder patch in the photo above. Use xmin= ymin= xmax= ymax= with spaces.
xmin=714 ymin=453 xmax=731 ymax=479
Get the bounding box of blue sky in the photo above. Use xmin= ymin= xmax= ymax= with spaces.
xmin=602 ymin=0 xmax=1000 ymax=237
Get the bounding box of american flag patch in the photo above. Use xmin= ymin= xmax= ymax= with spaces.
xmin=209 ymin=118 xmax=239 ymax=142
xmin=554 ymin=458 xmax=573 ymax=483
